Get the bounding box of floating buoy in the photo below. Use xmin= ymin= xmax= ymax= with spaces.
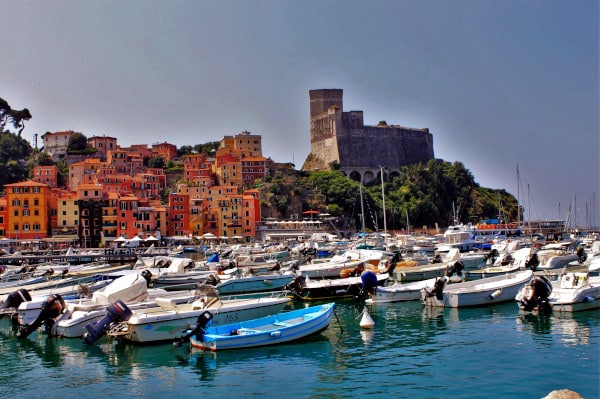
xmin=359 ymin=306 xmax=375 ymax=329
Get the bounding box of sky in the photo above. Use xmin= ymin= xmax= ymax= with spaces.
xmin=1 ymin=0 xmax=598 ymax=227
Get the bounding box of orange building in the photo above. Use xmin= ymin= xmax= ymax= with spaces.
xmin=5 ymin=180 xmax=51 ymax=240
xmin=88 ymin=135 xmax=117 ymax=161
xmin=68 ymin=158 xmax=106 ymax=190
xmin=242 ymin=189 xmax=261 ymax=240
xmin=32 ymin=165 xmax=59 ymax=188
xmin=215 ymin=149 xmax=242 ymax=188
xmin=152 ymin=141 xmax=177 ymax=162
xmin=167 ymin=192 xmax=190 ymax=237
xmin=0 ymin=198 xmax=7 ymax=237
xmin=117 ymin=194 xmax=140 ymax=239
xmin=241 ymin=156 xmax=268 ymax=187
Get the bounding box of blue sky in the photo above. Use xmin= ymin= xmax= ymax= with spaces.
xmin=2 ymin=0 xmax=598 ymax=226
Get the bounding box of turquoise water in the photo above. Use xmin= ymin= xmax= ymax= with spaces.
xmin=0 ymin=300 xmax=598 ymax=399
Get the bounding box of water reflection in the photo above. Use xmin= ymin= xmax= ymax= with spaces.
xmin=516 ymin=310 xmax=596 ymax=345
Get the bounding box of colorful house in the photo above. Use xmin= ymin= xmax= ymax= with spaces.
xmin=5 ymin=180 xmax=51 ymax=240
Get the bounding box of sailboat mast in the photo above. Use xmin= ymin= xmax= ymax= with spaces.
xmin=381 ymin=167 xmax=387 ymax=236
xmin=360 ymin=176 xmax=366 ymax=233
xmin=517 ymin=164 xmax=521 ymax=226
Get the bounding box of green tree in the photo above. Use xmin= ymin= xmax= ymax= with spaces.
xmin=148 ymin=156 xmax=165 ymax=169
xmin=0 ymin=96 xmax=32 ymax=136
xmin=66 ymin=132 xmax=96 ymax=154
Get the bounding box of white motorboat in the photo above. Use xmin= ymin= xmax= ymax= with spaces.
xmin=285 ymin=271 xmax=389 ymax=301
xmin=214 ymin=270 xmax=295 ymax=295
xmin=15 ymin=272 xmax=198 ymax=338
xmin=515 ymin=272 xmax=600 ymax=313
xmin=421 ymin=270 xmax=534 ymax=308
xmin=104 ymin=287 xmax=290 ymax=344
xmin=294 ymin=257 xmax=370 ymax=279
xmin=367 ymin=271 xmax=465 ymax=303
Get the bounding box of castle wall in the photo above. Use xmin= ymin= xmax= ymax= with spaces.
xmin=303 ymin=89 xmax=434 ymax=175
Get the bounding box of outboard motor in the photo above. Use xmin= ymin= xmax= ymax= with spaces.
xmin=82 ymin=300 xmax=133 ymax=345
xmin=425 ymin=277 xmax=448 ymax=300
xmin=520 ymin=275 xmax=553 ymax=315
xmin=1 ymin=288 xmax=32 ymax=313
xmin=1 ymin=288 xmax=32 ymax=324
xmin=525 ymin=252 xmax=540 ymax=271
xmin=141 ymin=269 xmax=153 ymax=287
xmin=385 ymin=252 xmax=402 ymax=276
xmin=446 ymin=261 xmax=464 ymax=278
xmin=359 ymin=270 xmax=379 ymax=298
xmin=485 ymin=249 xmax=499 ymax=265
xmin=16 ymin=293 xmax=66 ymax=339
xmin=576 ymin=246 xmax=587 ymax=264
xmin=173 ymin=310 xmax=214 ymax=347
xmin=284 ymin=275 xmax=307 ymax=299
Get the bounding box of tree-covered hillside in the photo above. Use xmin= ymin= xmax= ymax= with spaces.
xmin=257 ymin=159 xmax=519 ymax=232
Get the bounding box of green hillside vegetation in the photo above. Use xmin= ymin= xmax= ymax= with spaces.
xmin=256 ymin=159 xmax=519 ymax=233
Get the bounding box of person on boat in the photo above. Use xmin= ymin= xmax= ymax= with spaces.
xmin=431 ymin=252 xmax=442 ymax=263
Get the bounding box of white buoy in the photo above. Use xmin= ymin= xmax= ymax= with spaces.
xmin=359 ymin=306 xmax=375 ymax=329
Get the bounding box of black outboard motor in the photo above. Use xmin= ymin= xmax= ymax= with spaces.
xmin=141 ymin=269 xmax=153 ymax=287
xmin=173 ymin=310 xmax=214 ymax=347
xmin=520 ymin=275 xmax=553 ymax=315
xmin=359 ymin=270 xmax=379 ymax=298
xmin=1 ymin=288 xmax=32 ymax=313
xmin=1 ymin=288 xmax=32 ymax=325
xmin=525 ymin=252 xmax=540 ymax=271
xmin=425 ymin=277 xmax=448 ymax=300
xmin=82 ymin=300 xmax=133 ymax=345
xmin=284 ymin=275 xmax=307 ymax=299
xmin=16 ymin=293 xmax=66 ymax=339
xmin=576 ymin=246 xmax=587 ymax=264
xmin=446 ymin=261 xmax=465 ymax=278
xmin=385 ymin=252 xmax=402 ymax=277
xmin=484 ymin=249 xmax=499 ymax=265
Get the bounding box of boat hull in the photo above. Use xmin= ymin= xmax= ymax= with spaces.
xmin=190 ymin=303 xmax=335 ymax=351
xmin=112 ymin=297 xmax=290 ymax=344
xmin=422 ymin=270 xmax=534 ymax=308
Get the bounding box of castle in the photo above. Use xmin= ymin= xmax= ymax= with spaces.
xmin=302 ymin=89 xmax=434 ymax=182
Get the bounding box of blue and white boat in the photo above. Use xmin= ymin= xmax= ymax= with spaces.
xmin=188 ymin=302 xmax=335 ymax=351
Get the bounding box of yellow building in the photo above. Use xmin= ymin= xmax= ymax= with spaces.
xmin=6 ymin=180 xmax=51 ymax=239
xmin=56 ymin=190 xmax=79 ymax=233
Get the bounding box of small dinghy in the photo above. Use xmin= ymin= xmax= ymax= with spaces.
xmin=185 ymin=302 xmax=335 ymax=351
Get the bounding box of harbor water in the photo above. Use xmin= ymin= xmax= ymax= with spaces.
xmin=0 ymin=300 xmax=598 ymax=398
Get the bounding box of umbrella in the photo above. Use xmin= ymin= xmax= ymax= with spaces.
xmin=200 ymin=233 xmax=218 ymax=240
xmin=114 ymin=236 xmax=127 ymax=242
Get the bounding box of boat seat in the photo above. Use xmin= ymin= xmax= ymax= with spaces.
xmin=155 ymin=297 xmax=178 ymax=310
xmin=560 ymin=273 xmax=588 ymax=289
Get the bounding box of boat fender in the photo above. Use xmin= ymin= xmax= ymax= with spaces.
xmin=16 ymin=293 xmax=66 ymax=339
xmin=82 ymin=300 xmax=133 ymax=345
xmin=488 ymin=289 xmax=502 ymax=300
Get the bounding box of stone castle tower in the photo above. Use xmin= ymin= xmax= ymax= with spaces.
xmin=302 ymin=89 xmax=434 ymax=182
